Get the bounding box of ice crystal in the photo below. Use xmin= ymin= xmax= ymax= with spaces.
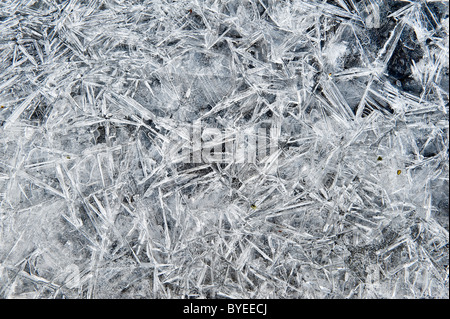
xmin=0 ymin=0 xmax=448 ymax=299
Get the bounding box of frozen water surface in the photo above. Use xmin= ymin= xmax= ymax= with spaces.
xmin=0 ymin=0 xmax=448 ymax=299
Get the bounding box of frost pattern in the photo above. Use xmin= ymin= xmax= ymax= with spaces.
xmin=0 ymin=0 xmax=448 ymax=299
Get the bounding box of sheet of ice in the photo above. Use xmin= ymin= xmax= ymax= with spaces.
xmin=0 ymin=0 xmax=448 ymax=299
